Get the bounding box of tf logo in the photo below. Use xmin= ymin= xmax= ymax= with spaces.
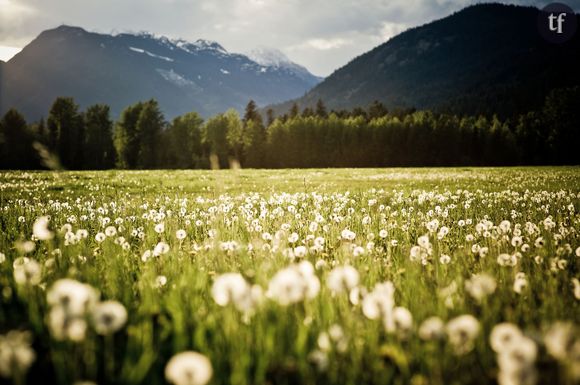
xmin=538 ymin=3 xmax=577 ymax=43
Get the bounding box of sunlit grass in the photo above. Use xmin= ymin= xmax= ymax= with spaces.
xmin=0 ymin=167 xmax=578 ymax=385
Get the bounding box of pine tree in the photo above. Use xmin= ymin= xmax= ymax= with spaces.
xmin=315 ymin=99 xmax=327 ymax=118
xmin=73 ymin=112 xmax=85 ymax=168
xmin=166 ymin=111 xmax=204 ymax=168
xmin=244 ymin=118 xmax=267 ymax=168
xmin=266 ymin=108 xmax=275 ymax=127
xmin=47 ymin=97 xmax=83 ymax=169
xmin=301 ymin=107 xmax=314 ymax=117
xmin=34 ymin=118 xmax=47 ymax=142
xmin=136 ymin=99 xmax=165 ymax=169
xmin=114 ymin=102 xmax=145 ymax=169
xmin=542 ymin=86 xmax=580 ymax=164
xmin=224 ymin=109 xmax=244 ymax=164
xmin=368 ymin=100 xmax=388 ymax=120
xmin=84 ymin=104 xmax=115 ymax=169
xmin=203 ymin=113 xmax=230 ymax=169
xmin=289 ymin=103 xmax=299 ymax=119
xmin=243 ymin=100 xmax=262 ymax=125
xmin=0 ymin=109 xmax=39 ymax=169
xmin=241 ymin=100 xmax=266 ymax=167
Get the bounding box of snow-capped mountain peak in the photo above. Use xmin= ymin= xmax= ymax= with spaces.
xmin=171 ymin=38 xmax=228 ymax=55
xmin=0 ymin=25 xmax=323 ymax=120
xmin=192 ymin=39 xmax=227 ymax=54
xmin=247 ymin=46 xmax=323 ymax=82
xmin=246 ymin=47 xmax=293 ymax=68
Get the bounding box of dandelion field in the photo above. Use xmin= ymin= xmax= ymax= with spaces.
xmin=0 ymin=167 xmax=579 ymax=385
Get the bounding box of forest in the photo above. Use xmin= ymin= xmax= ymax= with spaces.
xmin=1 ymin=86 xmax=579 ymax=170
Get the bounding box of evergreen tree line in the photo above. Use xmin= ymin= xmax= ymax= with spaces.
xmin=1 ymin=87 xmax=578 ymax=170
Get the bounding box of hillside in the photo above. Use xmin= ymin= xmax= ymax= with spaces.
xmin=0 ymin=26 xmax=321 ymax=120
xmin=271 ymin=4 xmax=580 ymax=117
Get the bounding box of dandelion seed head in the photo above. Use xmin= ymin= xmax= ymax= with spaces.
xmin=33 ymin=216 xmax=54 ymax=241
xmin=165 ymin=351 xmax=213 ymax=385
xmin=93 ymin=300 xmax=128 ymax=335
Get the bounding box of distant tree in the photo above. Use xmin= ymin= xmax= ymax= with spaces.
xmin=266 ymin=108 xmax=275 ymax=127
xmin=75 ymin=113 xmax=86 ymax=168
xmin=202 ymin=113 xmax=229 ymax=168
xmin=10 ymin=89 xmax=574 ymax=170
xmin=289 ymin=103 xmax=299 ymax=118
xmin=32 ymin=118 xmax=47 ymax=142
xmin=244 ymin=117 xmax=267 ymax=168
xmin=47 ymin=97 xmax=83 ymax=169
xmin=265 ymin=119 xmax=289 ymax=168
xmin=224 ymin=109 xmax=244 ymax=164
xmin=542 ymin=86 xmax=580 ymax=164
xmin=136 ymin=99 xmax=165 ymax=169
xmin=331 ymin=109 xmax=350 ymax=118
xmin=84 ymin=104 xmax=115 ymax=169
xmin=0 ymin=109 xmax=39 ymax=169
xmin=301 ymin=107 xmax=314 ymax=118
xmin=114 ymin=102 xmax=145 ymax=168
xmin=243 ymin=100 xmax=262 ymax=125
xmin=368 ymin=100 xmax=388 ymax=120
xmin=166 ymin=111 xmax=204 ymax=168
xmin=351 ymin=107 xmax=367 ymax=120
xmin=315 ymin=99 xmax=327 ymax=118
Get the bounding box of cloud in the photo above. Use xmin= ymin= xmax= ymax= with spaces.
xmin=0 ymin=45 xmax=22 ymax=61
xmin=0 ymin=0 xmax=38 ymax=44
xmin=0 ymin=0 xmax=572 ymax=76
xmin=378 ymin=22 xmax=409 ymax=42
xmin=293 ymin=38 xmax=352 ymax=51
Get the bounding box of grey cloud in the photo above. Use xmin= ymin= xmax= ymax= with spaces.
xmin=0 ymin=0 xmax=574 ymax=75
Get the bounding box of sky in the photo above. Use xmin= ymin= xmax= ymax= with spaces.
xmin=0 ymin=0 xmax=578 ymax=76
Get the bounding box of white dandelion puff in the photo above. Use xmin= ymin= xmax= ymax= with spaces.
xmin=165 ymin=351 xmax=213 ymax=385
xmin=95 ymin=232 xmax=106 ymax=243
xmin=391 ymin=306 xmax=413 ymax=338
xmin=13 ymin=258 xmax=42 ymax=286
xmin=154 ymin=275 xmax=168 ymax=288
xmin=0 ymin=330 xmax=36 ymax=379
xmin=92 ymin=300 xmax=128 ymax=335
xmin=32 ymin=216 xmax=54 ymax=241
xmin=155 ymin=223 xmax=165 ymax=234
xmin=104 ymin=226 xmax=117 ymax=237
xmin=419 ymin=316 xmax=445 ymax=341
xmin=490 ymin=323 xmax=523 ymax=353
xmin=341 ymin=229 xmax=356 ymax=241
xmin=439 ymin=254 xmax=451 ymax=264
xmin=153 ymin=242 xmax=170 ymax=256
xmin=572 ymin=278 xmax=580 ymax=300
xmin=212 ymin=273 xmax=251 ymax=309
xmin=446 ymin=314 xmax=480 ymax=355
xmin=544 ymin=322 xmax=576 ymax=361
xmin=465 ymin=273 xmax=496 ymax=302
xmin=362 ymin=281 xmax=395 ymax=320
xmin=267 ymin=262 xmax=320 ymax=305
xmin=327 ymin=266 xmax=359 ymax=294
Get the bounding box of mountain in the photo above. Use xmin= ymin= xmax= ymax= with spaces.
xmin=272 ymin=4 xmax=580 ymax=117
xmin=247 ymin=47 xmax=324 ymax=84
xmin=0 ymin=26 xmax=321 ymax=120
xmin=0 ymin=61 xmax=3 ymax=99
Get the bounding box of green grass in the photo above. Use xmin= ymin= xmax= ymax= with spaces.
xmin=0 ymin=167 xmax=578 ymax=385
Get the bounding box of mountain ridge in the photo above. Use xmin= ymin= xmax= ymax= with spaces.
xmin=0 ymin=25 xmax=321 ymax=120
xmin=269 ymin=3 xmax=580 ymax=117
xmin=247 ymin=47 xmax=324 ymax=83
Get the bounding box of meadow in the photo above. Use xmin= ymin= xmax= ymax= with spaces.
xmin=0 ymin=167 xmax=578 ymax=385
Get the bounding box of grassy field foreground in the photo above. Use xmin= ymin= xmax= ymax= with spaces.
xmin=0 ymin=168 xmax=579 ymax=385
